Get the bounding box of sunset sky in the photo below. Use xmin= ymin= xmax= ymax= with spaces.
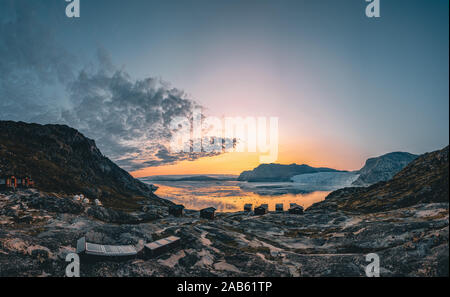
xmin=1 ymin=0 xmax=449 ymax=177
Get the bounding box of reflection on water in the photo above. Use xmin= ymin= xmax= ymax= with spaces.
xmin=149 ymin=180 xmax=330 ymax=212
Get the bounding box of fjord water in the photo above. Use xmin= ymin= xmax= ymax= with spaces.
xmin=141 ymin=177 xmax=331 ymax=212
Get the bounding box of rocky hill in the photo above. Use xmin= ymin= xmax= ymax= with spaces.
xmin=309 ymin=146 xmax=448 ymax=213
xmin=352 ymin=151 xmax=418 ymax=186
xmin=237 ymin=163 xmax=343 ymax=182
xmin=0 ymin=121 xmax=171 ymax=209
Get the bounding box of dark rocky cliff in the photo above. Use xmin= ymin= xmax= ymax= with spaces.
xmin=0 ymin=121 xmax=171 ymax=209
xmin=352 ymin=151 xmax=418 ymax=186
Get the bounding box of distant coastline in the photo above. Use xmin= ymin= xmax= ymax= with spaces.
xmin=141 ymin=174 xmax=238 ymax=182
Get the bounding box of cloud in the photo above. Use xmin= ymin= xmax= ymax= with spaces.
xmin=61 ymin=54 xmax=218 ymax=170
xmin=0 ymin=1 xmax=75 ymax=122
xmin=0 ymin=2 xmax=222 ymax=171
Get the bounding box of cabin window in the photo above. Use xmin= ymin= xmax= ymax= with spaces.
xmin=0 ymin=179 xmax=5 ymax=185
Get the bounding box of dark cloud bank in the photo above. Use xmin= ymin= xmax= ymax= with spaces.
xmin=0 ymin=2 xmax=214 ymax=171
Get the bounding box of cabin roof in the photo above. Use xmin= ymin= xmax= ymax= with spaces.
xmin=144 ymin=236 xmax=180 ymax=251
xmin=201 ymin=207 xmax=216 ymax=212
xmin=77 ymin=237 xmax=138 ymax=257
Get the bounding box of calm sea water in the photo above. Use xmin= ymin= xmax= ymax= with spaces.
xmin=143 ymin=179 xmax=330 ymax=212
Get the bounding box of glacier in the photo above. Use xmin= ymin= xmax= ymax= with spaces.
xmin=290 ymin=172 xmax=360 ymax=191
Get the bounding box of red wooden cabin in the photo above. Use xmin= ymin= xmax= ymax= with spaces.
xmin=0 ymin=175 xmax=34 ymax=190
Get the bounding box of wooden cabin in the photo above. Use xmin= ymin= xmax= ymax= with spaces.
xmin=0 ymin=176 xmax=9 ymax=190
xmin=169 ymin=204 xmax=185 ymax=217
xmin=254 ymin=205 xmax=268 ymax=215
xmin=275 ymin=203 xmax=284 ymax=212
xmin=244 ymin=204 xmax=253 ymax=212
xmin=200 ymin=207 xmax=216 ymax=220
xmin=0 ymin=175 xmax=34 ymax=190
xmin=144 ymin=236 xmax=181 ymax=259
xmin=76 ymin=237 xmax=140 ymax=261
xmin=16 ymin=176 xmax=34 ymax=188
xmin=0 ymin=175 xmax=16 ymax=190
xmin=288 ymin=205 xmax=304 ymax=215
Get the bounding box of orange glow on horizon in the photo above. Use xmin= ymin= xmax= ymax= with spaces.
xmin=130 ymin=140 xmax=364 ymax=178
xmin=131 ymin=152 xmax=262 ymax=178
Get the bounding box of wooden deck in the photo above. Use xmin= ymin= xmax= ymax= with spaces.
xmin=76 ymin=237 xmax=139 ymax=259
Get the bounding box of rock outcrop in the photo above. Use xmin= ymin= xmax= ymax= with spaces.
xmin=352 ymin=151 xmax=418 ymax=186
xmin=0 ymin=121 xmax=172 ymax=209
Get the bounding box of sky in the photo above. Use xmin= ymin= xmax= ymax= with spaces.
xmin=0 ymin=0 xmax=448 ymax=176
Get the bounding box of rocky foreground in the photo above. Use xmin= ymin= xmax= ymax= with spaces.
xmin=0 ymin=188 xmax=447 ymax=277
xmin=0 ymin=146 xmax=448 ymax=277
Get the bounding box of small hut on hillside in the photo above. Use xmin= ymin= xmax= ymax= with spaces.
xmin=275 ymin=203 xmax=284 ymax=212
xmin=288 ymin=205 xmax=304 ymax=215
xmin=254 ymin=205 xmax=268 ymax=215
xmin=244 ymin=204 xmax=252 ymax=212
xmin=144 ymin=236 xmax=181 ymax=259
xmin=169 ymin=204 xmax=185 ymax=217
xmin=200 ymin=207 xmax=216 ymax=220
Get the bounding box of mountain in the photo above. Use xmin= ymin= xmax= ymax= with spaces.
xmin=309 ymin=146 xmax=449 ymax=213
xmin=237 ymin=163 xmax=344 ymax=182
xmin=0 ymin=121 xmax=172 ymax=209
xmin=352 ymin=151 xmax=418 ymax=186
xmin=238 ymin=151 xmax=418 ymax=185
